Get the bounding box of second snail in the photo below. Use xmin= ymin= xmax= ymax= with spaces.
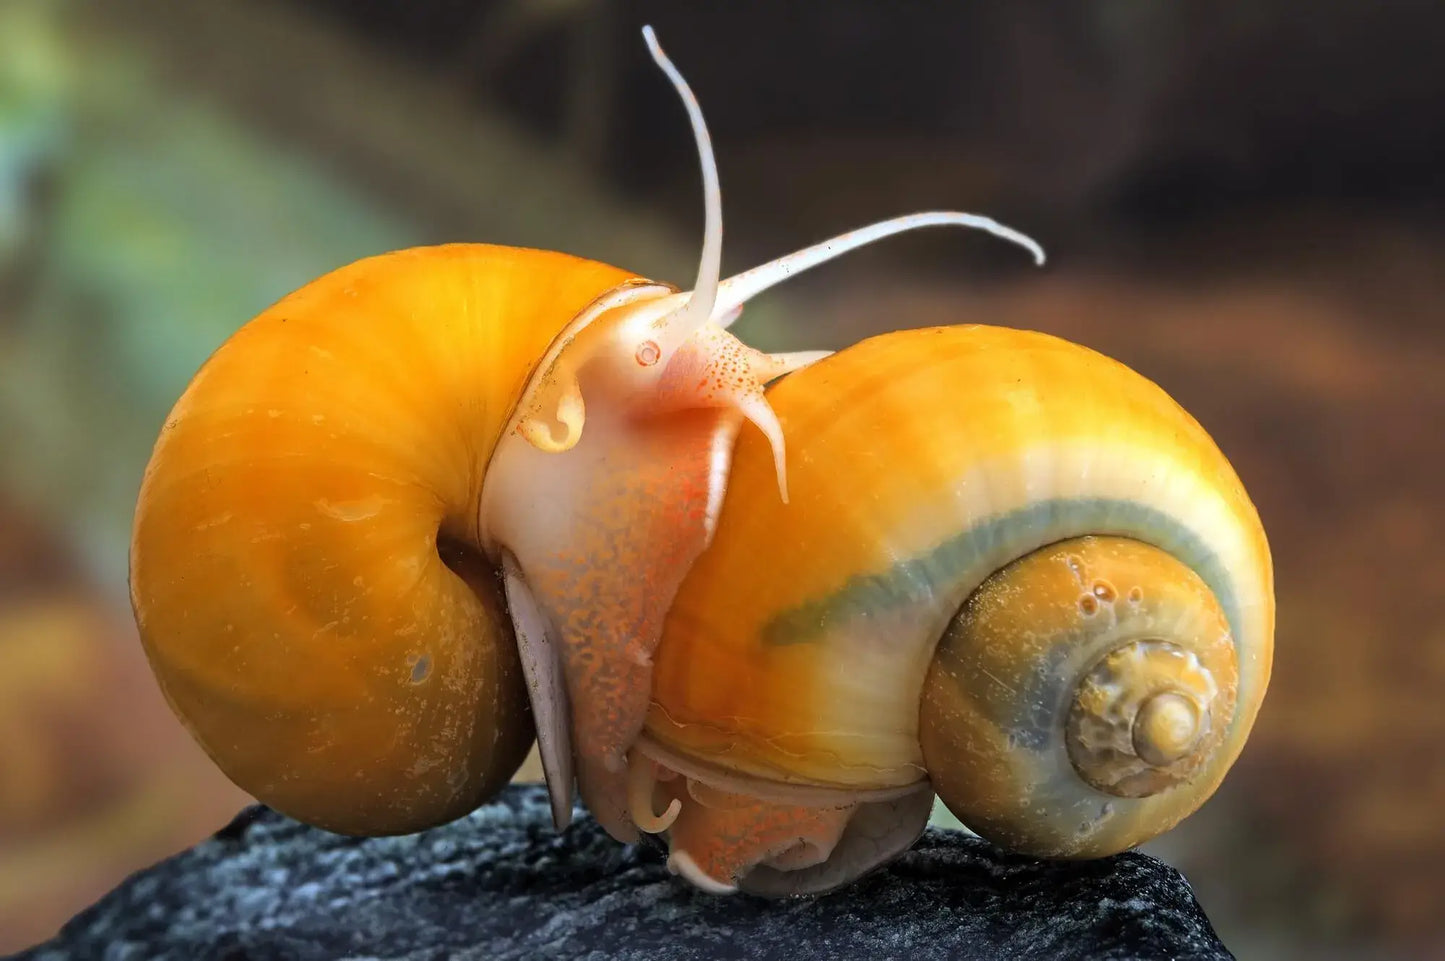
xmin=129 ymin=28 xmax=1273 ymax=895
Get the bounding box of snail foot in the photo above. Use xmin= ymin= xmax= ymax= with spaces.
xmin=655 ymin=776 xmax=855 ymax=893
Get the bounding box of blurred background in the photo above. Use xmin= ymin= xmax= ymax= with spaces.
xmin=0 ymin=1 xmax=1441 ymax=957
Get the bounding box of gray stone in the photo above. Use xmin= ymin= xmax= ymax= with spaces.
xmin=12 ymin=784 xmax=1232 ymax=961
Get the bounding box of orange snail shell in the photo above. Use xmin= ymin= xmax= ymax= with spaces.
xmin=130 ymin=245 xmax=634 ymax=833
xmin=633 ymin=325 xmax=1272 ymax=893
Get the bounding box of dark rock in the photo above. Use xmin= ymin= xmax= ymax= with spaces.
xmin=13 ymin=785 xmax=1232 ymax=961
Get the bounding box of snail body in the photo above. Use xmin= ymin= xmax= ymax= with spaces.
xmin=129 ymin=26 xmax=1271 ymax=895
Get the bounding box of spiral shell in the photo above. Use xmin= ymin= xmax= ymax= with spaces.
xmin=130 ymin=245 xmax=631 ymax=834
xmin=921 ymin=533 xmax=1241 ymax=858
xmin=633 ymin=324 xmax=1273 ymax=892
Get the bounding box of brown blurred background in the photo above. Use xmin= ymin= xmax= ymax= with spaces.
xmin=1 ymin=1 xmax=1441 ymax=957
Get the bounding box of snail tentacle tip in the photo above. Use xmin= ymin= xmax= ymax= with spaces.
xmin=763 ymin=349 xmax=834 ymax=377
xmin=747 ymin=348 xmax=832 ymax=505
xmin=898 ymin=210 xmax=1047 ymax=266
xmin=641 ymin=22 xmax=722 ymax=349
xmin=627 ymin=753 xmax=683 ymax=834
xmin=710 ymin=210 xmax=1046 ymax=321
xmin=732 ymin=389 xmax=791 ymax=504
xmin=667 ymin=851 xmax=739 ymax=895
xmin=635 ymin=796 xmax=683 ymax=835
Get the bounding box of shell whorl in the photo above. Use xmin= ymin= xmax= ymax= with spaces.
xmin=921 ymin=534 xmax=1241 ymax=857
xmin=129 ymin=244 xmax=635 ymax=834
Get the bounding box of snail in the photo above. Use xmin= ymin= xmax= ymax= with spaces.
xmin=129 ymin=26 xmax=1272 ymax=897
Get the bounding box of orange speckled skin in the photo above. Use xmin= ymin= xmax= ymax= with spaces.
xmin=661 ymin=781 xmax=854 ymax=886
xmin=648 ymin=325 xmax=1273 ymax=799
xmin=130 ymin=244 xmax=635 ymax=835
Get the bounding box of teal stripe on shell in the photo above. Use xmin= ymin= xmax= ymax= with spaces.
xmin=759 ymin=496 xmax=1242 ymax=658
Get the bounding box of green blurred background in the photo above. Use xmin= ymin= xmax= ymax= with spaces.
xmin=1 ymin=1 xmax=1441 ymax=957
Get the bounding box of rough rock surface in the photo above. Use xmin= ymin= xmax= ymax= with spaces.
xmin=14 ymin=785 xmax=1232 ymax=961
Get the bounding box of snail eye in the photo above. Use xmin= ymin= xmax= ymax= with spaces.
xmin=635 ymin=340 xmax=661 ymax=367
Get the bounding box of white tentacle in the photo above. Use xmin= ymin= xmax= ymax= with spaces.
xmin=714 ymin=211 xmax=1046 ymax=327
xmin=641 ymin=26 xmax=722 ymax=355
